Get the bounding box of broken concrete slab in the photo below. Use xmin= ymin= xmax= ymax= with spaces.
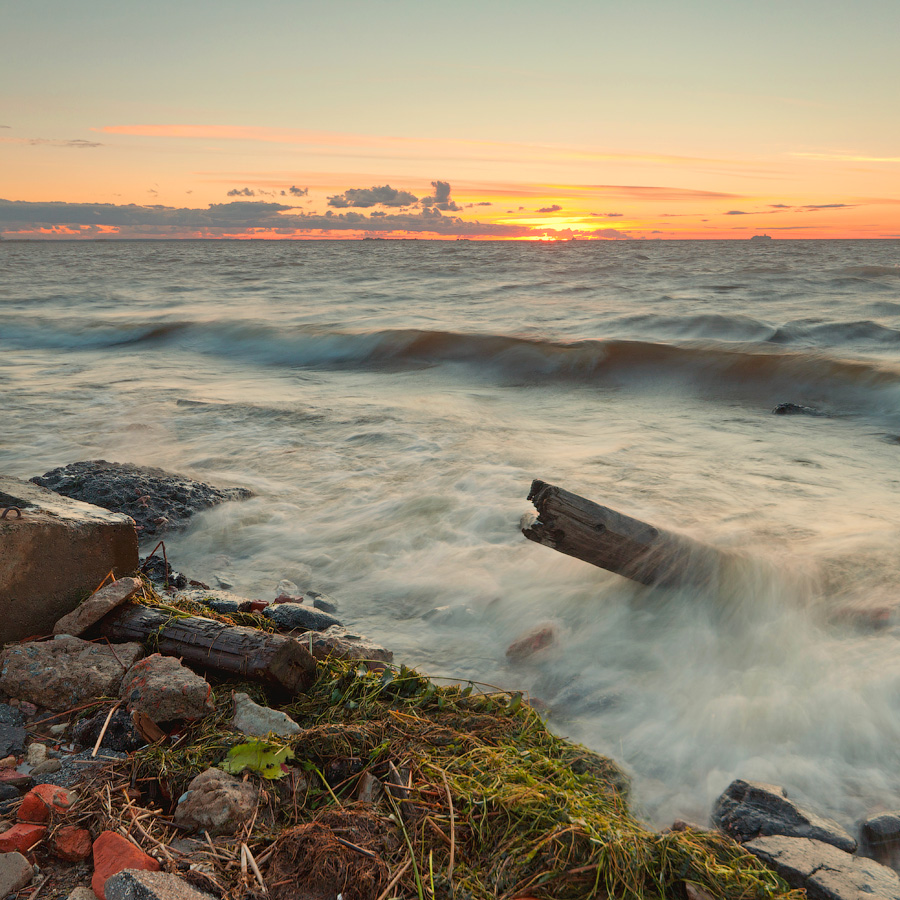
xmin=0 ymin=637 xmax=143 ymax=710
xmin=0 ymin=475 xmax=138 ymax=645
xmin=121 ymin=654 xmax=214 ymax=725
xmin=232 ymin=691 xmax=300 ymax=737
xmin=53 ymin=576 xmax=143 ymax=637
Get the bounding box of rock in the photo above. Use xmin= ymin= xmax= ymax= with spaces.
xmin=0 ymin=757 xmax=14 ymax=770
xmin=746 ymin=835 xmax=900 ymax=900
xmin=0 ymin=771 xmax=31 ymax=790
xmin=176 ymin=589 xmax=246 ymax=615
xmin=0 ymin=785 xmax=20 ymax=804
xmin=31 ymin=749 xmax=126 ymax=788
xmin=773 ymin=402 xmax=827 ymax=417
xmin=92 ymin=830 xmax=161 ymax=900
xmin=0 ymin=637 xmax=143 ymax=711
xmin=31 ymin=460 xmax=253 ymax=539
xmin=712 ymin=779 xmax=857 ymax=852
xmin=139 ymin=555 xmax=190 ymax=591
xmin=861 ymin=812 xmax=900 ymax=866
xmin=262 ymin=602 xmax=342 ymax=632
xmin=25 ymin=743 xmax=47 ymax=767
xmin=121 ymin=655 xmax=214 ymax=725
xmin=0 ymin=822 xmax=47 ymax=853
xmin=424 ymin=605 xmax=477 ymax=626
xmin=307 ymin=590 xmax=339 ymax=614
xmin=52 ymin=825 xmax=92 ymax=862
xmin=0 ymin=475 xmax=138 ymax=644
xmin=69 ymin=888 xmax=101 ymax=900
xmin=303 ymin=628 xmax=393 ymax=666
xmin=30 ymin=759 xmax=62 ymax=776
xmin=105 ymin=870 xmax=216 ymax=900
xmin=0 ymin=706 xmax=24 ymax=728
xmin=53 ymin=577 xmax=143 ymax=636
xmin=506 ymin=624 xmax=558 ymax=662
xmin=0 ymin=725 xmax=26 ymax=759
xmin=173 ymin=768 xmax=258 ymax=836
xmin=232 ymin=692 xmax=300 ymax=737
xmin=72 ymin=708 xmax=146 ymax=753
xmin=0 ymin=851 xmax=34 ymax=896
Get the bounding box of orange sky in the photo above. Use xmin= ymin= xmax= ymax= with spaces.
xmin=2 ymin=3 xmax=899 ymax=240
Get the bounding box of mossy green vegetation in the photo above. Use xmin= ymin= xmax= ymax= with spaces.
xmin=124 ymin=631 xmax=802 ymax=900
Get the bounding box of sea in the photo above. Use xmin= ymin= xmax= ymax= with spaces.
xmin=3 ymin=237 xmax=900 ymax=831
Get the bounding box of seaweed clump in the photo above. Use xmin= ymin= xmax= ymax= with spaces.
xmin=86 ymin=646 xmax=805 ymax=900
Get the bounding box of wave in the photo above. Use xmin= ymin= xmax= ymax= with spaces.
xmin=5 ymin=316 xmax=900 ymax=410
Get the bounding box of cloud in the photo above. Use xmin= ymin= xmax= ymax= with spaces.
xmin=537 ymin=205 xmax=562 ymax=213
xmin=421 ymin=180 xmax=461 ymax=211
xmin=0 ymin=125 xmax=9 ymax=129
xmin=327 ymin=184 xmax=418 ymax=208
xmin=227 ymin=188 xmax=256 ymax=197
xmin=0 ymin=137 xmax=102 ymax=148
xmin=591 ymin=212 xmax=624 ymax=217
xmin=467 ymin=201 xmax=492 ymax=207
xmin=802 ymin=203 xmax=853 ymax=210
xmin=725 ymin=210 xmax=750 ymax=215
xmin=288 ymin=186 xmax=308 ymax=196
xmin=769 ymin=204 xmax=791 ymax=209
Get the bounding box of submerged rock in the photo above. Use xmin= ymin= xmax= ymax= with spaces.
xmin=772 ymin=402 xmax=827 ymax=417
xmin=30 ymin=460 xmax=253 ymax=538
xmin=861 ymin=812 xmax=900 ymax=867
xmin=712 ymin=779 xmax=856 ymax=853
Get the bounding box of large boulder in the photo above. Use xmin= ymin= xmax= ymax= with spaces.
xmin=746 ymin=835 xmax=900 ymax=900
xmin=30 ymin=460 xmax=252 ymax=539
xmin=0 ymin=475 xmax=138 ymax=644
xmin=712 ymin=779 xmax=857 ymax=853
xmin=0 ymin=637 xmax=143 ymax=710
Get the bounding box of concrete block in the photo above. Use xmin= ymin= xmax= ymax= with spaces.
xmin=0 ymin=476 xmax=138 ymax=645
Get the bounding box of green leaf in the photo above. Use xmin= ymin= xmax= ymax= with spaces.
xmin=220 ymin=740 xmax=295 ymax=780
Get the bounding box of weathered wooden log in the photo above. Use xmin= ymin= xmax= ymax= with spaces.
xmin=98 ymin=606 xmax=317 ymax=694
xmin=521 ymin=479 xmax=726 ymax=588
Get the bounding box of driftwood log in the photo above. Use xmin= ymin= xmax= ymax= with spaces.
xmin=521 ymin=479 xmax=726 ymax=588
xmin=98 ymin=606 xmax=317 ymax=694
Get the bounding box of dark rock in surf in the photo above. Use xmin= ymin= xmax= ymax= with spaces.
xmin=772 ymin=402 xmax=826 ymax=417
xmin=262 ymin=601 xmax=342 ymax=632
xmin=712 ymin=779 xmax=857 ymax=853
xmin=861 ymin=812 xmax=900 ymax=867
xmin=745 ymin=835 xmax=900 ymax=900
xmin=30 ymin=460 xmax=253 ymax=538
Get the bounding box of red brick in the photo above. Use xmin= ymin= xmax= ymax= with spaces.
xmin=53 ymin=825 xmax=92 ymax=862
xmin=17 ymin=784 xmax=74 ymax=824
xmin=0 ymin=822 xmax=47 ymax=853
xmin=92 ymin=830 xmax=160 ymax=900
xmin=17 ymin=792 xmax=49 ymax=824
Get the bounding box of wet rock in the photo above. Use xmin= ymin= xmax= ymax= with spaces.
xmin=263 ymin=602 xmax=342 ymax=632
xmin=506 ymin=624 xmax=558 ymax=662
xmin=303 ymin=628 xmax=393 ymax=666
xmin=0 ymin=475 xmax=138 ymax=644
xmin=52 ymin=825 xmax=92 ymax=862
xmin=53 ymin=576 xmax=143 ymax=636
xmin=173 ymin=768 xmax=258 ymax=836
xmin=0 ymin=851 xmax=34 ymax=896
xmin=424 ymin=604 xmax=477 ymax=626
xmin=92 ymin=830 xmax=161 ymax=900
xmin=31 ymin=460 xmax=253 ymax=539
xmin=746 ymin=835 xmax=900 ymax=900
xmin=307 ymin=589 xmax=339 ymax=614
xmin=861 ymin=812 xmax=900 ymax=866
xmin=105 ymin=870 xmax=216 ymax=900
xmin=176 ymin=589 xmax=247 ymax=615
xmin=72 ymin=708 xmax=146 ymax=753
xmin=232 ymin=692 xmax=300 ymax=738
xmin=32 ymin=749 xmax=127 ymax=788
xmin=773 ymin=402 xmax=827 ymax=416
xmin=121 ymin=655 xmax=214 ymax=725
xmin=712 ymin=779 xmax=857 ymax=853
xmin=0 ymin=637 xmax=143 ymax=711
xmin=0 ymin=725 xmax=26 ymax=759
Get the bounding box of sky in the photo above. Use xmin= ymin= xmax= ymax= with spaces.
xmin=2 ymin=0 xmax=899 ymax=240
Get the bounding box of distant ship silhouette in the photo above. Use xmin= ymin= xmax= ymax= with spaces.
xmin=750 ymin=234 xmax=773 ymax=241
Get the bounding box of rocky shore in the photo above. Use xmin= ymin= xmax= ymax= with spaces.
xmin=2 ymin=462 xmax=900 ymax=900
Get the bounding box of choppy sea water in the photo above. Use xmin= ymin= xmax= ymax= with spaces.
xmin=3 ymin=238 xmax=900 ymax=831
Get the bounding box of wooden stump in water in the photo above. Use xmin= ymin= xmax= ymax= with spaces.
xmin=521 ymin=479 xmax=726 ymax=588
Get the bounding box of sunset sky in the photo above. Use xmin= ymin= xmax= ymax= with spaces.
xmin=3 ymin=0 xmax=899 ymax=240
